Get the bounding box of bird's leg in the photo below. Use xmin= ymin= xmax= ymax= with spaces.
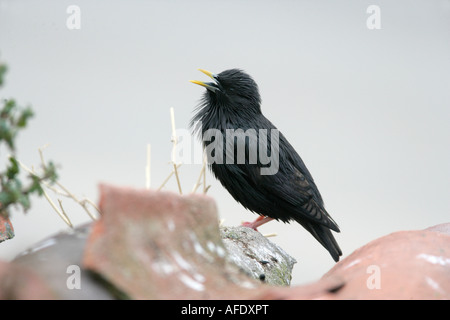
xmin=241 ymin=215 xmax=274 ymax=231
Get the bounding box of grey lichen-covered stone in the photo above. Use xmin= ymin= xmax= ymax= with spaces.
xmin=221 ymin=226 xmax=297 ymax=286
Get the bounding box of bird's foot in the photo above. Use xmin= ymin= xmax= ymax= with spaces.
xmin=241 ymin=221 xmax=259 ymax=231
xmin=241 ymin=216 xmax=274 ymax=231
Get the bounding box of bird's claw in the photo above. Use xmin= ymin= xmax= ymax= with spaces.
xmin=241 ymin=221 xmax=259 ymax=231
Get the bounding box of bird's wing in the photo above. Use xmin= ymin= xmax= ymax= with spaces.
xmin=243 ymin=131 xmax=340 ymax=232
xmin=257 ymin=164 xmax=339 ymax=231
xmin=216 ymin=116 xmax=339 ymax=231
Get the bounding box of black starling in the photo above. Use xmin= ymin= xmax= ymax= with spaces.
xmin=190 ymin=69 xmax=342 ymax=262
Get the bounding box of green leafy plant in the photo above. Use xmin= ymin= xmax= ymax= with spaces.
xmin=0 ymin=62 xmax=58 ymax=217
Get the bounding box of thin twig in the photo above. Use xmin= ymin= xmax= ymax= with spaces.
xmin=46 ymin=180 xmax=101 ymax=219
xmin=170 ymin=107 xmax=182 ymax=194
xmin=18 ymin=148 xmax=101 ymax=224
xmin=263 ymin=233 xmax=278 ymax=238
xmin=157 ymin=164 xmax=182 ymax=191
xmin=53 ymin=180 xmax=99 ymax=219
xmin=202 ymin=153 xmax=208 ymax=194
xmin=145 ymin=144 xmax=151 ymax=190
xmin=16 ymin=159 xmax=72 ymax=227
xmin=83 ymin=198 xmax=101 ymax=214
xmin=191 ymin=152 xmax=210 ymax=194
xmin=57 ymin=199 xmax=73 ymax=227
xmin=43 ymin=185 xmax=73 ymax=228
xmin=38 ymin=144 xmax=50 ymax=169
xmin=39 ymin=146 xmax=100 ymax=218
xmin=173 ymin=163 xmax=182 ymax=194
xmin=191 ymin=163 xmax=205 ymax=193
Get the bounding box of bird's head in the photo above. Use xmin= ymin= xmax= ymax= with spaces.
xmin=190 ymin=68 xmax=261 ymax=113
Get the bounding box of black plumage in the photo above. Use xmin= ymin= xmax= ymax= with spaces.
xmin=190 ymin=68 xmax=342 ymax=262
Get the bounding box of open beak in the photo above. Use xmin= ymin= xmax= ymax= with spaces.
xmin=190 ymin=69 xmax=220 ymax=92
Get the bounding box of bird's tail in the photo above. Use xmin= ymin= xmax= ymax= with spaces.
xmin=301 ymin=221 xmax=342 ymax=262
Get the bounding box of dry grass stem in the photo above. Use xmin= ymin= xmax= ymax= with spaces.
xmin=157 ymin=163 xmax=182 ymax=191
xmin=145 ymin=143 xmax=151 ymax=190
xmin=263 ymin=233 xmax=278 ymax=238
xmin=170 ymin=107 xmax=182 ymax=194
xmin=17 ymin=147 xmax=100 ymax=227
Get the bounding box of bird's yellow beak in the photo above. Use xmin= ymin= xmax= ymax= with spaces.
xmin=189 ymin=80 xmax=210 ymax=88
xmin=190 ymin=69 xmax=220 ymax=92
xmin=198 ymin=69 xmax=214 ymax=79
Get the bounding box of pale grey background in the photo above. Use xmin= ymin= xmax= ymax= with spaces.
xmin=1 ymin=0 xmax=449 ymax=286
